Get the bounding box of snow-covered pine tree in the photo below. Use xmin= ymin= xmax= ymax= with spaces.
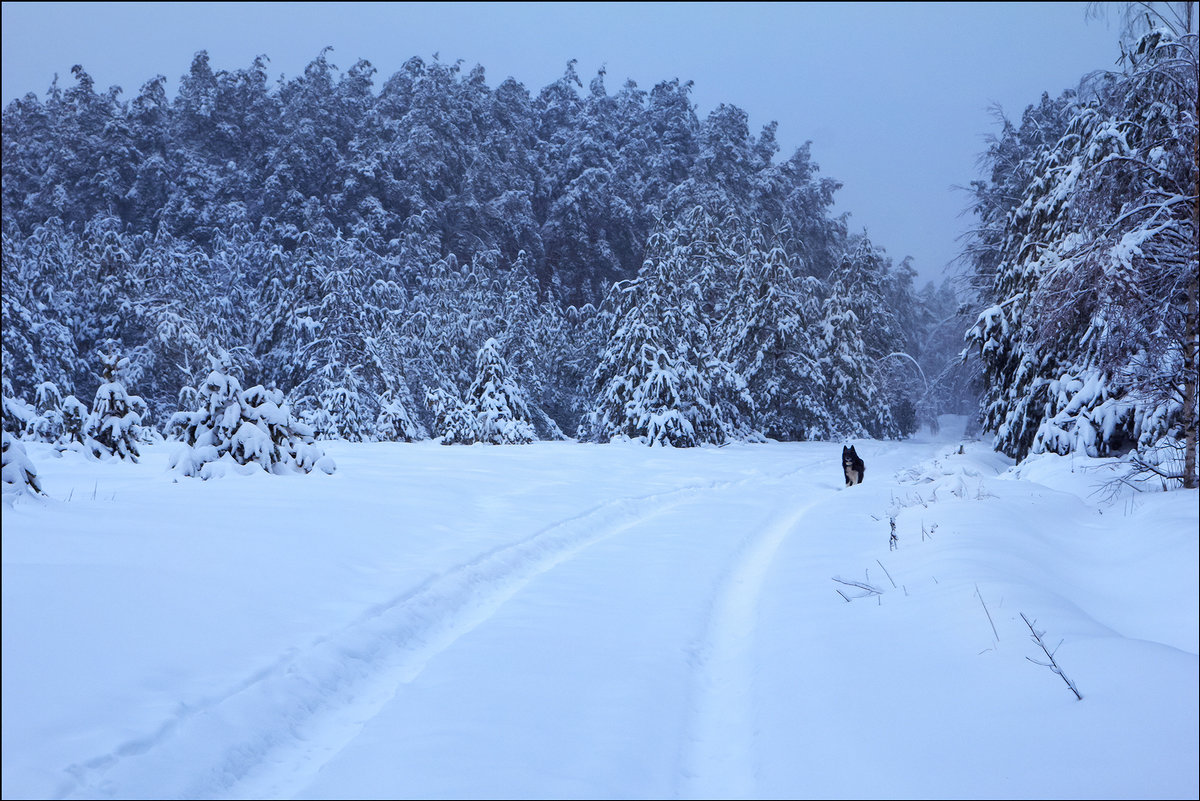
xmin=84 ymin=342 xmax=146 ymax=461
xmin=60 ymin=394 xmax=88 ymax=447
xmin=375 ymin=386 xmax=424 ymax=442
xmin=719 ymin=228 xmax=827 ymax=440
xmin=467 ymin=338 xmax=536 ymax=444
xmin=587 ymin=209 xmax=731 ymax=446
xmin=291 ymin=233 xmax=389 ymax=442
xmin=818 ymin=258 xmax=898 ymax=441
xmin=26 ymin=382 xmax=65 ymax=443
xmin=425 ymin=386 xmax=477 ymax=445
xmin=490 ymin=251 xmax=565 ymax=440
xmin=167 ymin=351 xmax=334 ymax=478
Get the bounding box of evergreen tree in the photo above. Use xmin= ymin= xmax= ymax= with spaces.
xmin=26 ymin=381 xmax=65 ymax=443
xmin=467 ymin=338 xmax=536 ymax=444
xmin=84 ymin=342 xmax=146 ymax=461
xmin=818 ymin=257 xmax=898 ymax=441
xmin=965 ymin=5 xmax=1197 ymax=487
xmin=375 ymin=387 xmax=424 ymax=442
xmin=425 ymin=386 xmax=477 ymax=445
xmin=588 ymin=209 xmax=730 ymax=446
xmin=291 ymin=233 xmax=391 ymax=441
xmin=167 ymin=350 xmax=334 ymax=477
xmin=720 ymin=229 xmax=827 ymax=439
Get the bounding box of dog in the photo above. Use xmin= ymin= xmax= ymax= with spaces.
xmin=842 ymin=445 xmax=865 ymax=487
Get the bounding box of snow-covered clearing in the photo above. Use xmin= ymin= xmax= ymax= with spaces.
xmin=2 ymin=417 xmax=1197 ymax=799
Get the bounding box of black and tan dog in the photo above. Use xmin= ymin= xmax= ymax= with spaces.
xmin=842 ymin=445 xmax=865 ymax=486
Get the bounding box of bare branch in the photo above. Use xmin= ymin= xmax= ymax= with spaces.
xmin=1021 ymin=612 xmax=1083 ymax=700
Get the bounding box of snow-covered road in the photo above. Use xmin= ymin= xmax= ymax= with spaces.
xmin=3 ymin=424 xmax=1197 ymax=799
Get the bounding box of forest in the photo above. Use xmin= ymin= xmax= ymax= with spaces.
xmin=1 ymin=3 xmax=1195 ymax=488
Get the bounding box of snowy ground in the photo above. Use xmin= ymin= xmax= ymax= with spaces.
xmin=2 ymin=417 xmax=1197 ymax=800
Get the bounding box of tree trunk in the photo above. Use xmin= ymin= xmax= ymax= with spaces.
xmin=1185 ymin=128 xmax=1199 ymax=489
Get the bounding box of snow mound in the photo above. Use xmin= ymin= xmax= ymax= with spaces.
xmin=892 ymin=445 xmax=1005 ymax=505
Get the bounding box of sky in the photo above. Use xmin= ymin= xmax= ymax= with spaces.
xmin=0 ymin=2 xmax=1124 ymax=287
xmin=2 ymin=418 xmax=1197 ymax=798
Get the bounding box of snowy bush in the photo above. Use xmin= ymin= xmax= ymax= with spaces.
xmin=167 ymin=358 xmax=335 ymax=478
xmin=2 ymin=431 xmax=43 ymax=496
xmin=2 ymin=391 xmax=36 ymax=438
xmin=22 ymin=383 xmax=58 ymax=440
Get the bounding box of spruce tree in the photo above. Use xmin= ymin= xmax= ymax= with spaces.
xmin=167 ymin=351 xmax=334 ymax=477
xmin=425 ymin=386 xmax=477 ymax=445
xmin=467 ymin=338 xmax=536 ymax=445
xmin=588 ymin=209 xmax=730 ymax=446
xmin=84 ymin=342 xmax=146 ymax=461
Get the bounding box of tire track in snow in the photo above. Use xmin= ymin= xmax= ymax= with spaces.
xmin=54 ymin=461 xmax=825 ymax=801
xmin=679 ymin=497 xmax=820 ymax=800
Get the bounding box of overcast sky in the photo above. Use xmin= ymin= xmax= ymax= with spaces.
xmin=1 ymin=1 xmax=1123 ymax=287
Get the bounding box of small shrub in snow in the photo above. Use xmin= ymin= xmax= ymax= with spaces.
xmin=24 ymin=382 xmax=65 ymax=443
xmin=2 ymin=432 xmax=43 ymax=496
xmin=1 ymin=380 xmax=36 ymax=438
xmin=167 ymin=357 xmax=335 ymax=478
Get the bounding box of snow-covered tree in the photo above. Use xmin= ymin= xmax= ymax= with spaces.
xmin=167 ymin=351 xmax=334 ymax=478
xmin=60 ymin=394 xmax=88 ymax=447
xmin=25 ymin=381 xmax=65 ymax=443
xmin=425 ymin=386 xmax=477 ymax=445
xmin=965 ymin=5 xmax=1198 ymax=487
xmin=375 ymin=387 xmax=424 ymax=442
xmin=467 ymin=338 xmax=536 ymax=444
xmin=84 ymin=343 xmax=146 ymax=461
xmin=818 ymin=262 xmax=898 ymax=441
xmin=719 ymin=228 xmax=827 ymax=440
xmin=587 ymin=209 xmax=732 ymax=446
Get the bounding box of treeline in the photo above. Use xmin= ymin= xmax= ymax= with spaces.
xmin=1 ymin=49 xmax=968 ymax=449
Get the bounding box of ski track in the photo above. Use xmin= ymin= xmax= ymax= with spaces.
xmin=54 ymin=456 xmax=829 ymax=801
xmin=677 ymin=496 xmax=821 ymax=800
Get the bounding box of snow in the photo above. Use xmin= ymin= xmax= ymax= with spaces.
xmin=2 ymin=416 xmax=1197 ymax=800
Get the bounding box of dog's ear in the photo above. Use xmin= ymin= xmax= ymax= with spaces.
xmin=842 ymin=445 xmax=849 ymax=456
